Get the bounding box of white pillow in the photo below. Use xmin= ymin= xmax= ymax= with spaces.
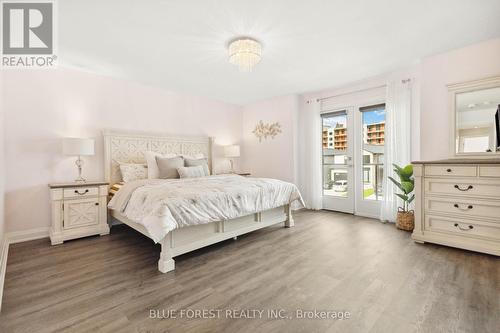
xmin=177 ymin=165 xmax=207 ymax=179
xmin=118 ymin=163 xmax=148 ymax=182
xmin=184 ymin=157 xmax=210 ymax=176
xmin=144 ymin=151 xmax=177 ymax=179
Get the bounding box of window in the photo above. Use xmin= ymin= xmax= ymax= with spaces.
xmin=360 ymin=104 xmax=385 ymax=201
xmin=322 ymin=111 xmax=348 ymax=198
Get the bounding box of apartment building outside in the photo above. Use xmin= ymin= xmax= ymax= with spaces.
xmin=364 ymin=122 xmax=385 ymax=145
xmin=334 ymin=125 xmax=347 ymax=150
xmin=322 ymin=126 xmax=334 ymax=148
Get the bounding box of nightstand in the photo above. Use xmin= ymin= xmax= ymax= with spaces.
xmin=49 ymin=181 xmax=110 ymax=245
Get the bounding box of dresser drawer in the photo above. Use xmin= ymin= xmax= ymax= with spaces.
xmin=479 ymin=166 xmax=500 ymax=178
xmin=425 ymin=197 xmax=500 ymax=222
xmin=425 ymin=179 xmax=500 ymax=199
xmin=63 ymin=187 xmax=99 ymax=199
xmin=425 ymin=214 xmax=500 ymax=240
xmin=424 ymin=165 xmax=476 ymax=177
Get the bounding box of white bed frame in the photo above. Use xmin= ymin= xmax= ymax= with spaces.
xmin=103 ymin=129 xmax=294 ymax=273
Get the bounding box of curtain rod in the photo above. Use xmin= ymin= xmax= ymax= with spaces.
xmin=314 ymin=78 xmax=411 ymax=102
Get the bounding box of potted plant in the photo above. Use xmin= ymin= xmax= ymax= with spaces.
xmin=388 ymin=164 xmax=415 ymax=231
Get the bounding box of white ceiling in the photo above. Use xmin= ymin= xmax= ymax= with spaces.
xmin=59 ymin=0 xmax=500 ymax=105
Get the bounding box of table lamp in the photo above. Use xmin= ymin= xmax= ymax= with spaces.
xmin=63 ymin=137 xmax=95 ymax=183
xmin=224 ymin=145 xmax=240 ymax=173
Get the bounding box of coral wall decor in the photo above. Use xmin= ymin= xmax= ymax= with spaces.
xmin=252 ymin=120 xmax=282 ymax=142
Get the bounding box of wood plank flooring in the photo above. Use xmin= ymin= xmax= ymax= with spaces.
xmin=0 ymin=210 xmax=498 ymax=333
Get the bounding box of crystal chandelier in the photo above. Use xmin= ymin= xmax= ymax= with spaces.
xmin=228 ymin=37 xmax=262 ymax=72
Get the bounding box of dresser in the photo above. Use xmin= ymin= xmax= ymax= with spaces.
xmin=412 ymin=159 xmax=500 ymax=256
xmin=49 ymin=181 xmax=110 ymax=245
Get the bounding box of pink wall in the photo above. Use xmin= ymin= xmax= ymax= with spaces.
xmin=242 ymin=95 xmax=299 ymax=183
xmin=3 ymin=68 xmax=242 ymax=233
xmin=0 ymin=71 xmax=5 ymax=242
xmin=420 ymin=38 xmax=500 ymax=160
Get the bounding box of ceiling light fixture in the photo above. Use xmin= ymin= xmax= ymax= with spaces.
xmin=228 ymin=37 xmax=262 ymax=72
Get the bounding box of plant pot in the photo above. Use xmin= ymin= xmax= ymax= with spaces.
xmin=396 ymin=210 xmax=414 ymax=231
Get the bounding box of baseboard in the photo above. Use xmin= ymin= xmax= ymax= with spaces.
xmin=6 ymin=227 xmax=50 ymax=244
xmin=0 ymin=236 xmax=9 ymax=313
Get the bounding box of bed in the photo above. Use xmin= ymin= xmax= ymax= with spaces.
xmin=104 ymin=129 xmax=303 ymax=273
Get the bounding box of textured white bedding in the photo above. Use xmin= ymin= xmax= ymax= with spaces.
xmin=108 ymin=175 xmax=304 ymax=242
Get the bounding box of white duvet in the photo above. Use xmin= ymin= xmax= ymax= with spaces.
xmin=108 ymin=175 xmax=304 ymax=242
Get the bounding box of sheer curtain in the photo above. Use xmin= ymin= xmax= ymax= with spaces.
xmin=380 ymin=80 xmax=412 ymax=222
xmin=298 ymin=99 xmax=322 ymax=210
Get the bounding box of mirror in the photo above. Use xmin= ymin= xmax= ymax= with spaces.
xmin=452 ymin=80 xmax=500 ymax=155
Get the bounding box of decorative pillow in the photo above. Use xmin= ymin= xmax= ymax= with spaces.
xmin=185 ymin=157 xmax=210 ymax=176
xmin=144 ymin=151 xmax=177 ymax=179
xmin=118 ymin=163 xmax=148 ymax=182
xmin=177 ymin=165 xmax=207 ymax=179
xmin=156 ymin=156 xmax=184 ymax=179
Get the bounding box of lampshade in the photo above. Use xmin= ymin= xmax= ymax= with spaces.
xmin=224 ymin=145 xmax=240 ymax=158
xmin=63 ymin=138 xmax=95 ymax=156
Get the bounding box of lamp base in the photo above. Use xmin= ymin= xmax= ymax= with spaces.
xmin=75 ymin=156 xmax=86 ymax=183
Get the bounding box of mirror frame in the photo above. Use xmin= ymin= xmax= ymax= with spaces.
xmin=448 ymin=75 xmax=500 ymax=158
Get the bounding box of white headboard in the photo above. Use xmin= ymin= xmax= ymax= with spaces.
xmin=103 ymin=129 xmax=214 ymax=184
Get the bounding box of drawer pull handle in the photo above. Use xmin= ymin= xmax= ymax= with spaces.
xmin=453 ymin=204 xmax=473 ymax=211
xmin=74 ymin=189 xmax=89 ymax=195
xmin=446 ymin=168 xmax=452 ymax=173
xmin=95 ymin=202 xmax=99 ymax=206
xmin=454 ymin=223 xmax=473 ymax=231
xmin=454 ymin=185 xmax=473 ymax=191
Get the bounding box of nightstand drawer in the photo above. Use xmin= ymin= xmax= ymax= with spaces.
xmin=63 ymin=187 xmax=98 ymax=199
xmin=63 ymin=198 xmax=100 ymax=229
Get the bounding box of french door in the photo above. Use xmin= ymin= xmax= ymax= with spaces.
xmin=321 ymin=103 xmax=386 ymax=218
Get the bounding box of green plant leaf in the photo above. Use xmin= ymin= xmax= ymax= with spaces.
xmin=400 ymin=165 xmax=413 ymax=180
xmin=392 ymin=164 xmax=403 ymax=174
xmin=401 ymin=181 xmax=414 ymax=194
xmin=408 ymin=194 xmax=415 ymax=204
xmin=396 ymin=193 xmax=408 ymax=202
xmin=388 ymin=176 xmax=403 ymax=192
xmin=392 ymin=164 xmax=403 ymax=179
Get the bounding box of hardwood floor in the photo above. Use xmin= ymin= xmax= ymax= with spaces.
xmin=0 ymin=210 xmax=498 ymax=333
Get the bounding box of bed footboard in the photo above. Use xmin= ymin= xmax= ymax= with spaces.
xmin=156 ymin=205 xmax=293 ymax=273
xmin=112 ymin=205 xmax=293 ymax=273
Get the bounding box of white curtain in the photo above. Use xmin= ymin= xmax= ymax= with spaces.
xmin=380 ymin=80 xmax=412 ymax=222
xmin=298 ymin=99 xmax=322 ymax=210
